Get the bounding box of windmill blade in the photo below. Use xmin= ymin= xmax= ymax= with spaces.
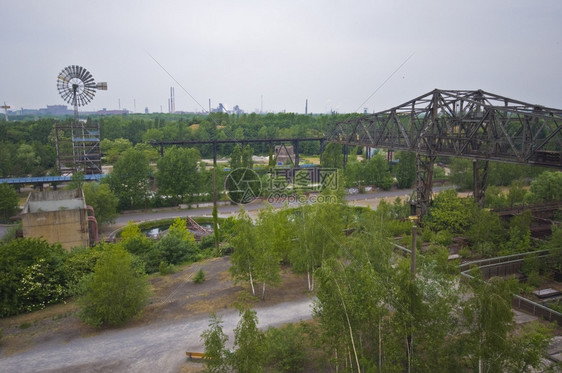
xmin=57 ymin=65 xmax=107 ymax=107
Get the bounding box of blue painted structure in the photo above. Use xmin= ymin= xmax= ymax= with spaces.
xmin=0 ymin=174 xmax=104 ymax=185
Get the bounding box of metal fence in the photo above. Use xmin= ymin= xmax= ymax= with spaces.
xmin=460 ymin=250 xmax=562 ymax=325
xmin=512 ymin=295 xmax=562 ymax=325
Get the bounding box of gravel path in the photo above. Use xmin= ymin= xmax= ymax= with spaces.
xmin=0 ymin=298 xmax=313 ymax=373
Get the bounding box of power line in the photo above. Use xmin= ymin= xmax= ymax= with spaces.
xmin=355 ymin=52 xmax=415 ymax=113
xmin=146 ymin=51 xmax=208 ymax=113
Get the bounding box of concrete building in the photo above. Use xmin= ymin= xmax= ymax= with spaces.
xmin=21 ymin=189 xmax=98 ymax=251
xmin=274 ymin=145 xmax=295 ymax=165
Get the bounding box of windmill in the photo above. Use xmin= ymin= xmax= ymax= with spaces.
xmin=55 ymin=65 xmax=107 ymax=175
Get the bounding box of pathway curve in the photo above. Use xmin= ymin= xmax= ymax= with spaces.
xmin=0 ymin=298 xmax=314 ymax=373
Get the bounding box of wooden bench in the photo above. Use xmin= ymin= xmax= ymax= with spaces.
xmin=186 ymin=351 xmax=206 ymax=361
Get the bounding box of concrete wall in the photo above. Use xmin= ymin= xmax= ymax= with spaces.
xmin=24 ymin=189 xmax=85 ymax=213
xmin=22 ymin=208 xmax=89 ymax=251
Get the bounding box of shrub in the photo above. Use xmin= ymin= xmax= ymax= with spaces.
xmin=264 ymin=324 xmax=307 ymax=373
xmin=0 ymin=238 xmax=68 ymax=317
xmin=79 ymin=245 xmax=151 ymax=327
xmin=434 ymin=230 xmax=453 ymax=246
xmin=193 ymin=269 xmax=206 ymax=284
xmin=422 ymin=228 xmax=434 ymax=243
xmin=458 ymin=246 xmax=472 ymax=259
xmin=159 ymin=261 xmax=175 ymax=275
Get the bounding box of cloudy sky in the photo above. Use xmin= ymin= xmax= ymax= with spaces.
xmin=1 ymin=0 xmax=561 ymax=114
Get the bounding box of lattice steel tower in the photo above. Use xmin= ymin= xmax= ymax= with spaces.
xmin=54 ymin=65 xmax=107 ymax=175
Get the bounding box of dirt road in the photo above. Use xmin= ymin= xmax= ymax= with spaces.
xmin=0 ymin=257 xmax=314 ymax=373
xmin=0 ymin=299 xmax=313 ymax=373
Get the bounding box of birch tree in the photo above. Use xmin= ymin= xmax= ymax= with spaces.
xmin=253 ymin=205 xmax=288 ymax=299
xmin=229 ymin=208 xmax=258 ymax=296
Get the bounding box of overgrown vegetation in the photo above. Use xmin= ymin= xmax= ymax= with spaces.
xmin=0 ymin=217 xmax=216 ymax=323
xmin=210 ymin=192 xmax=561 ymax=371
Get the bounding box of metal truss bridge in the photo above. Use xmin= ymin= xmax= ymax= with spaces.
xmin=327 ymin=89 xmax=562 ymax=214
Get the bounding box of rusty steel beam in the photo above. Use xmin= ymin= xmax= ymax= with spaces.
xmin=326 ymin=89 xmax=562 ymax=215
xmin=326 ymin=89 xmax=562 ymax=168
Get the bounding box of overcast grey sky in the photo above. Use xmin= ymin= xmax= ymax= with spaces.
xmin=1 ymin=0 xmax=561 ymax=114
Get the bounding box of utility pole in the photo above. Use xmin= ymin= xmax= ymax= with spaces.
xmin=1 ymin=102 xmax=10 ymax=121
xmin=212 ymin=157 xmax=220 ymax=256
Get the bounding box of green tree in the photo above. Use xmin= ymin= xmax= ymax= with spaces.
xmin=364 ymin=154 xmax=393 ymax=190
xmin=133 ymin=142 xmax=159 ymax=163
xmin=106 ymin=148 xmax=151 ymax=210
xmin=15 ymin=143 xmax=40 ymax=176
xmin=462 ymin=276 xmax=518 ymax=372
xmin=242 ymin=145 xmax=254 ymax=169
xmin=155 ymin=218 xmax=197 ymax=265
xmin=155 ymin=146 xmax=201 ymax=204
xmin=0 ymin=142 xmax=16 ymax=177
xmin=321 ymin=143 xmax=343 ymax=169
xmin=201 ymin=313 xmax=231 ymax=373
xmin=0 ymin=238 xmax=68 ymax=316
xmin=230 ymin=144 xmax=242 ymax=169
xmin=483 ymin=185 xmax=508 ymax=209
xmin=232 ymin=308 xmax=265 ymax=373
xmin=119 ymin=221 xmax=159 ymax=273
xmin=82 ymin=182 xmax=118 ymax=225
xmin=449 ymin=158 xmax=473 ymax=190
xmin=79 ymin=245 xmax=150 ymax=327
xmin=230 ymin=209 xmax=259 ymax=296
xmin=466 ymin=208 xmax=505 ymax=257
xmin=343 ymin=161 xmax=364 ymax=188
xmin=253 ymin=206 xmax=287 ymax=299
xmin=395 ymin=151 xmax=416 ymax=189
xmin=527 ymin=171 xmax=562 ymax=203
xmin=67 ymin=171 xmax=85 ymax=190
xmin=64 ymin=245 xmax=105 ymax=295
xmin=507 ymin=180 xmax=526 ymax=207
xmin=0 ymin=184 xmax=19 ymax=223
xmin=426 ymin=189 xmax=475 ymax=234
xmin=263 ymin=324 xmax=307 ymax=373
xmin=100 ymin=138 xmax=132 ymax=164
xmin=501 ymin=210 xmax=532 ymax=254
xmin=290 ymin=201 xmax=345 ymax=291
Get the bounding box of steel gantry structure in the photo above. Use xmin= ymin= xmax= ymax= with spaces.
xmin=327 ymin=89 xmax=562 ymax=215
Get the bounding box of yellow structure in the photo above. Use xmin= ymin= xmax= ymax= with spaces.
xmin=21 ymin=189 xmax=91 ymax=251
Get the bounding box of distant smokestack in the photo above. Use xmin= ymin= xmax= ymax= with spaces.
xmin=305 ymin=99 xmax=308 ymax=115
xmin=169 ymin=87 xmax=175 ymax=113
xmin=209 ymin=98 xmax=211 ymax=113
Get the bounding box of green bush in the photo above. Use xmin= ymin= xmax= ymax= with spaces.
xmin=0 ymin=238 xmax=68 ymax=317
xmin=159 ymin=261 xmax=175 ymax=275
xmin=386 ymin=219 xmax=413 ymax=237
xmin=434 ymin=230 xmax=453 ymax=246
xmin=64 ymin=245 xmax=105 ymax=296
xmin=422 ymin=228 xmax=434 ymax=243
xmin=264 ymin=324 xmax=307 ymax=373
xmin=458 ymin=246 xmax=472 ymax=259
xmin=193 ymin=269 xmax=206 ymax=284
xmin=79 ymin=245 xmax=151 ymax=327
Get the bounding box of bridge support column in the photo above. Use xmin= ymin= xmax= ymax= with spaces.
xmin=212 ymin=140 xmax=217 ymax=167
xmin=292 ymin=140 xmax=300 ymax=166
xmin=343 ymin=145 xmax=349 ymax=168
xmin=473 ymin=159 xmax=489 ymax=207
xmin=415 ymin=154 xmax=435 ymax=217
